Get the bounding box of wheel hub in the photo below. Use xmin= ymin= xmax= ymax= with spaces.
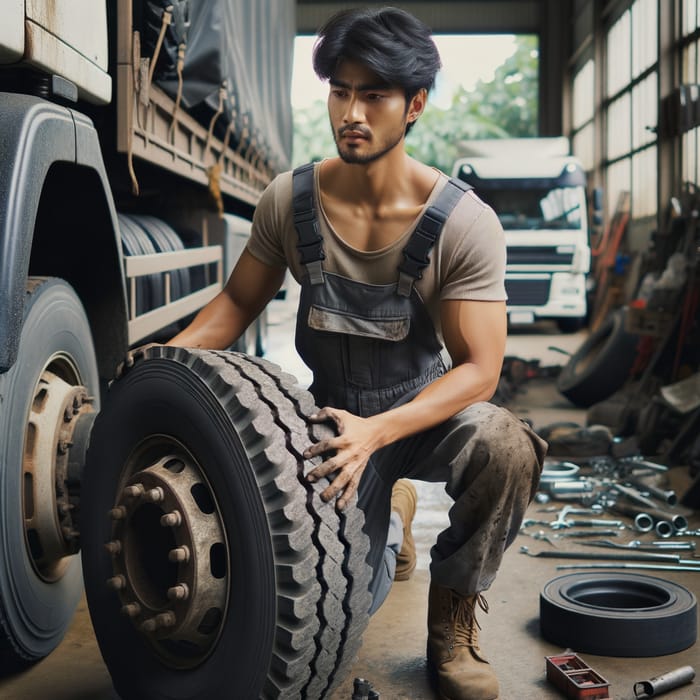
xmin=105 ymin=450 xmax=228 ymax=668
xmin=23 ymin=369 xmax=95 ymax=580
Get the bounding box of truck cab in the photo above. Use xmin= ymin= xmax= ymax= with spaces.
xmin=453 ymin=137 xmax=594 ymax=332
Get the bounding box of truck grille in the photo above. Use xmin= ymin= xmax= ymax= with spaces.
xmin=507 ymin=247 xmax=574 ymax=265
xmin=506 ymin=278 xmax=551 ymax=306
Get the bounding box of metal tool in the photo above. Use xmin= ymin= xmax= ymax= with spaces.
xmin=557 ymin=563 xmax=700 ymax=572
xmin=581 ymin=539 xmax=697 ymax=552
xmin=552 ymin=529 xmax=623 ymax=539
xmin=551 ymin=517 xmax=624 ymax=530
xmin=624 ymin=476 xmax=677 ymax=506
xmin=519 ymin=545 xmax=700 ymax=564
xmin=633 ymin=665 xmax=695 ymax=698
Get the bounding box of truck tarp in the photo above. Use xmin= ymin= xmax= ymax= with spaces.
xmin=142 ymin=0 xmax=295 ymax=173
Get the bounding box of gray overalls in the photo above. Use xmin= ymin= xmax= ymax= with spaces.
xmin=292 ymin=163 xmax=547 ymax=613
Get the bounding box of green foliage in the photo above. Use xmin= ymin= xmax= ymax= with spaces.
xmin=292 ymin=99 xmax=336 ymax=167
xmin=292 ymin=35 xmax=539 ymax=173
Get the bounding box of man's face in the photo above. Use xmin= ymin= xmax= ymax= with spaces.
xmin=327 ymin=60 xmax=416 ymax=165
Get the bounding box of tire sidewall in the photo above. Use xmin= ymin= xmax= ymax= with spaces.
xmin=540 ymin=572 xmax=697 ymax=656
xmin=82 ymin=361 xmax=277 ymax=699
xmin=557 ymin=308 xmax=639 ymax=407
xmin=0 ymin=279 xmax=97 ymax=659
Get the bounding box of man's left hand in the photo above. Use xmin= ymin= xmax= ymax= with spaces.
xmin=303 ymin=407 xmax=382 ymax=510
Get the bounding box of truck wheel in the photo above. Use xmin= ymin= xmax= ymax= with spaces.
xmin=81 ymin=346 xmax=372 ymax=699
xmin=556 ymin=307 xmax=639 ymax=407
xmin=0 ymin=277 xmax=99 ymax=672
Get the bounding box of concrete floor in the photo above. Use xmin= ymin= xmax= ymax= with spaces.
xmin=0 ymin=291 xmax=698 ymax=699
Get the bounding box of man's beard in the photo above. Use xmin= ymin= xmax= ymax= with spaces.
xmin=333 ymin=127 xmax=404 ymax=165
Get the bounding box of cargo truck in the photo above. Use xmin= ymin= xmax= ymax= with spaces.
xmin=453 ymin=137 xmax=598 ymax=332
xmin=0 ymin=3 xmax=372 ymax=697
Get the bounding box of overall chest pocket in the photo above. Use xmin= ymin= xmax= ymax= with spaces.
xmin=308 ymin=305 xmax=410 ymax=342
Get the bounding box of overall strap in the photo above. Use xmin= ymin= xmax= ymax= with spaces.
xmin=397 ymin=178 xmax=473 ymax=297
xmin=292 ymin=162 xmax=325 ymax=285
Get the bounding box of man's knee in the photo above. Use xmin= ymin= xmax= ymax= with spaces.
xmin=461 ymin=402 xmax=546 ymax=463
xmin=447 ymin=403 xmax=547 ymax=496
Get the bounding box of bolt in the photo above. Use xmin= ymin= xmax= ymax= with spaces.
xmin=145 ymin=487 xmax=164 ymax=503
xmin=168 ymin=546 xmax=190 ymax=563
xmin=123 ymin=483 xmax=145 ymax=499
xmin=109 ymin=506 xmax=128 ymax=521
xmin=59 ymin=502 xmax=74 ymax=514
xmin=61 ymin=526 xmax=79 ymax=539
xmin=160 ymin=510 xmax=182 ymax=527
xmin=156 ymin=612 xmax=176 ymax=628
xmin=106 ymin=575 xmax=126 ymax=591
xmin=63 ymin=407 xmax=74 ymax=422
xmin=167 ymin=583 xmax=189 ymax=601
xmin=121 ymin=602 xmax=141 ymax=618
xmin=140 ymin=617 xmax=159 ymax=633
xmin=104 ymin=540 xmax=122 ymax=555
xmin=57 ymin=439 xmax=73 ymax=454
xmin=72 ymin=396 xmax=82 ymax=413
xmin=140 ymin=611 xmax=176 ymax=633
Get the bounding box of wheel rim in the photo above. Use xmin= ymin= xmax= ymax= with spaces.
xmin=105 ymin=437 xmax=229 ymax=669
xmin=23 ymin=358 xmax=95 ymax=582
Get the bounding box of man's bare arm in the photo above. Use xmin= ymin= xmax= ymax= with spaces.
xmin=167 ymin=249 xmax=287 ymax=350
xmin=305 ymin=298 xmax=507 ymax=507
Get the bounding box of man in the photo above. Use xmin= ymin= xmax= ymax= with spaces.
xmin=168 ymin=7 xmax=546 ymax=699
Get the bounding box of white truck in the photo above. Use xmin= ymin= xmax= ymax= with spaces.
xmin=453 ymin=138 xmax=596 ymax=332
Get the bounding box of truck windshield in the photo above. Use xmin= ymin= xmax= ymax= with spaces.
xmin=478 ymin=186 xmax=583 ymax=231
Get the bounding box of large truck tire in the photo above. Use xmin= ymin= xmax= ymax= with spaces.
xmin=0 ymin=277 xmax=99 ymax=672
xmin=556 ymin=307 xmax=640 ymax=407
xmin=81 ymin=346 xmax=373 ymax=699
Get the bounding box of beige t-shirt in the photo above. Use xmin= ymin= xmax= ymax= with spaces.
xmin=247 ymin=162 xmax=506 ymax=335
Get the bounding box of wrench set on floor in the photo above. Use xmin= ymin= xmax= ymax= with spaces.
xmin=520 ymin=455 xmax=700 ymax=571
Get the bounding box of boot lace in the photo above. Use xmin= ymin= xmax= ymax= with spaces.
xmin=452 ymin=592 xmax=489 ymax=647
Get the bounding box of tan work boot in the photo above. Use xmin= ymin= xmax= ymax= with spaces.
xmin=391 ymin=479 xmax=417 ymax=581
xmin=426 ymin=582 xmax=499 ymax=700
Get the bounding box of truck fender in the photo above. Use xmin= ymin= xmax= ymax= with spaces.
xmin=0 ymin=93 xmax=127 ymax=376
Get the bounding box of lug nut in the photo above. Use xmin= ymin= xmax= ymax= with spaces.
xmin=109 ymin=506 xmax=127 ymax=520
xmin=104 ymin=540 xmax=122 ymax=555
xmin=167 ymin=583 xmax=190 ymax=601
xmin=121 ymin=602 xmax=141 ymax=618
xmin=106 ymin=575 xmax=126 ymax=591
xmin=123 ymin=483 xmax=145 ymax=499
xmin=168 ymin=546 xmax=190 ymax=563
xmin=140 ymin=617 xmax=158 ymax=633
xmin=145 ymin=487 xmax=164 ymax=503
xmin=140 ymin=611 xmax=176 ymax=633
xmin=160 ymin=510 xmax=182 ymax=527
xmin=156 ymin=612 xmax=176 ymax=628
xmin=57 ymin=439 xmax=73 ymax=454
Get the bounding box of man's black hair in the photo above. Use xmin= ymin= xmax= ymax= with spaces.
xmin=312 ymin=6 xmax=441 ymax=132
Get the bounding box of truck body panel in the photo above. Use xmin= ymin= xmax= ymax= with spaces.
xmin=0 ymin=1 xmax=295 ymax=671
xmin=453 ymin=138 xmax=591 ymax=328
xmin=0 ymin=1 xmax=24 ymax=62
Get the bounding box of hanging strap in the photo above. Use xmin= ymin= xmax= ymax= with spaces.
xmin=397 ymin=178 xmax=473 ymax=297
xmin=292 ymin=162 xmax=325 ymax=285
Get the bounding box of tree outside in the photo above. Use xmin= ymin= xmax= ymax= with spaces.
xmin=292 ymin=34 xmax=539 ymax=173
